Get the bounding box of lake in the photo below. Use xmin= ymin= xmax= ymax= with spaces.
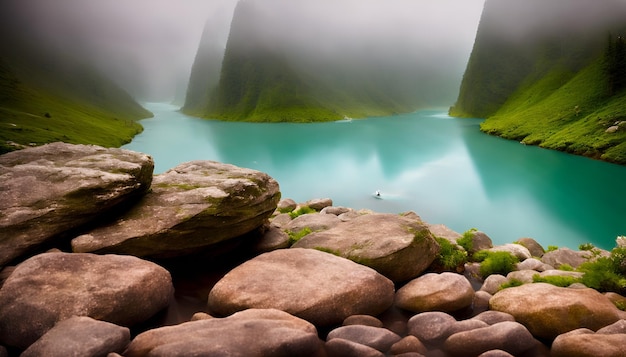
xmin=123 ymin=102 xmax=626 ymax=250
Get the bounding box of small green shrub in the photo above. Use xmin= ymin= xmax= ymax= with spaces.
xmin=499 ymin=278 xmax=524 ymax=290
xmin=547 ymin=245 xmax=559 ymax=252
xmin=434 ymin=237 xmax=468 ymax=271
xmin=579 ymin=243 xmax=595 ymax=251
xmin=457 ymin=228 xmax=476 ymax=253
xmin=474 ymin=251 xmax=519 ymax=278
xmin=615 ymin=300 xmax=626 ymax=311
xmin=558 ymin=264 xmax=574 ymax=271
xmin=278 ymin=206 xmax=294 ymax=214
xmin=610 ymin=246 xmax=626 ymax=275
xmin=286 ymin=227 xmax=312 ymax=245
xmin=579 ymin=257 xmax=626 ymax=294
xmin=533 ymin=274 xmax=581 ymax=287
xmin=288 ymin=206 xmax=316 ymax=219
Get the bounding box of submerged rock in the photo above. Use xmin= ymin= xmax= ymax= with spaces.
xmin=72 ymin=160 xmax=280 ymax=259
xmin=0 ymin=252 xmax=172 ymax=349
xmin=0 ymin=142 xmax=153 ymax=266
xmin=208 ymin=248 xmax=395 ymax=326
xmin=292 ymin=213 xmax=440 ymax=282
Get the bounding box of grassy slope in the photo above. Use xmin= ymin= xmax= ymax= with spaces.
xmin=480 ymin=57 xmax=626 ymax=164
xmin=0 ymin=59 xmax=152 ymax=154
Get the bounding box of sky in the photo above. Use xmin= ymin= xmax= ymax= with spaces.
xmin=1 ymin=0 xmax=486 ymax=102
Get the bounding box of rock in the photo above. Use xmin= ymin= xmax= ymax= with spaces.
xmin=325 ymin=338 xmax=385 ymax=357
xmin=406 ymin=311 xmax=457 ymax=344
xmin=327 ymin=325 xmax=401 ymax=353
xmin=604 ymin=292 xmax=626 ymax=310
xmin=541 ymin=248 xmax=588 ymax=269
xmin=277 ymin=198 xmax=297 ymax=212
xmin=479 ymin=274 xmax=508 ymax=295
xmin=270 ymin=213 xmax=292 ymax=228
xmin=471 ymin=311 xmax=516 ymax=325
xmin=489 ymin=283 xmax=623 ymax=340
xmin=190 ymin=312 xmax=213 ymax=321
xmin=305 ymin=198 xmax=333 ymax=210
xmin=0 ymin=252 xmax=173 ymax=349
xmin=516 ymin=258 xmax=551 ymax=271
xmin=72 ymin=161 xmax=280 ymax=259
xmin=477 ymin=351 xmax=514 ymax=357
xmin=597 ymin=319 xmax=626 ymax=334
xmin=395 ymin=272 xmax=474 ymax=313
xmin=125 ymin=309 xmax=324 ymax=357
xmin=606 ymin=125 xmax=619 ymax=133
xmin=0 ymin=142 xmax=153 ymax=266
xmin=465 ymin=230 xmax=493 ymax=254
xmin=445 ymin=319 xmax=489 ymax=336
xmin=20 ymin=316 xmax=130 ymax=357
xmin=537 ymin=269 xmax=583 ymax=279
xmin=489 ymin=244 xmax=531 ymax=261
xmin=506 ymin=270 xmax=537 ymax=284
xmin=427 ymin=224 xmax=462 ymax=241
xmin=443 ymin=321 xmax=535 ymax=357
xmin=389 ymin=335 xmax=428 ymax=356
xmin=551 ymin=329 xmax=626 ymax=357
xmin=515 ymin=238 xmax=545 ymax=257
xmin=293 ymin=213 xmax=440 ymax=282
xmin=343 ymin=315 xmax=384 ymax=328
xmin=285 ymin=212 xmax=341 ymax=233
xmin=255 ymin=226 xmax=290 ymax=252
xmin=207 ymin=248 xmax=395 ymax=326
xmin=320 ymin=206 xmax=353 ymax=216
xmin=472 ymin=291 xmax=492 ymax=315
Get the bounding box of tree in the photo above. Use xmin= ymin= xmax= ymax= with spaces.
xmin=605 ymin=33 xmax=626 ymax=95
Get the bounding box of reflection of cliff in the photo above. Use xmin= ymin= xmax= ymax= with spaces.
xmin=186 ymin=0 xmax=469 ymax=122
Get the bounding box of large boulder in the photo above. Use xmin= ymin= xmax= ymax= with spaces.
xmin=292 ymin=213 xmax=440 ymax=282
xmin=540 ymin=248 xmax=588 ymax=269
xmin=489 ymin=283 xmax=623 ymax=340
xmin=0 ymin=252 xmax=173 ymax=349
xmin=0 ymin=142 xmax=153 ymax=266
xmin=72 ymin=161 xmax=280 ymax=259
xmin=208 ymin=248 xmax=395 ymax=326
xmin=551 ymin=328 xmax=626 ymax=357
xmin=20 ymin=316 xmax=130 ymax=357
xmin=124 ymin=309 xmax=324 ymax=357
xmin=395 ymin=272 xmax=475 ymax=313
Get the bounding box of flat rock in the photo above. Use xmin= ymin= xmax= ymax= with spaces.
xmin=489 ymin=283 xmax=623 ymax=340
xmin=292 ymin=213 xmax=440 ymax=282
xmin=0 ymin=142 xmax=153 ymax=266
xmin=285 ymin=212 xmax=341 ymax=233
xmin=551 ymin=329 xmax=626 ymax=357
xmin=0 ymin=252 xmax=173 ymax=349
xmin=21 ymin=316 xmax=130 ymax=357
xmin=207 ymin=248 xmax=395 ymax=326
xmin=395 ymin=272 xmax=474 ymax=313
xmin=443 ymin=321 xmax=535 ymax=357
xmin=125 ymin=309 xmax=324 ymax=357
xmin=72 ymin=161 xmax=280 ymax=259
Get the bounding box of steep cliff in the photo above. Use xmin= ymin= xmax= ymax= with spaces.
xmin=451 ymin=0 xmax=626 ymax=164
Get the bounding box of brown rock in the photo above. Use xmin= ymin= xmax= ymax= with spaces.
xmin=395 ymin=272 xmax=474 ymax=313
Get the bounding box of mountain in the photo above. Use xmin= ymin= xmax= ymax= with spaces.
xmin=0 ymin=1 xmax=152 ymax=154
xmin=451 ymin=0 xmax=626 ymax=164
xmin=185 ymin=0 xmax=472 ymax=122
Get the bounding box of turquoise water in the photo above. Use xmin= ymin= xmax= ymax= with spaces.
xmin=124 ymin=102 xmax=626 ymax=250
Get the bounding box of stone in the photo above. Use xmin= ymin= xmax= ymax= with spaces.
xmin=489 ymin=283 xmax=623 ymax=340
xmin=471 ymin=311 xmax=516 ymax=325
xmin=465 ymin=230 xmax=493 ymax=254
xmin=327 ymin=325 xmax=401 ymax=353
xmin=515 ymin=238 xmax=545 ymax=257
xmin=407 ymin=311 xmax=457 ymax=344
xmin=0 ymin=252 xmax=172 ymax=349
xmin=207 ymin=248 xmax=395 ymax=326
xmin=325 ymin=338 xmax=385 ymax=357
xmin=516 ymin=258 xmax=551 ymax=271
xmin=305 ymin=198 xmax=333 ymax=210
xmin=320 ymin=206 xmax=353 ymax=216
xmin=551 ymin=329 xmax=626 ymax=357
xmin=604 ymin=292 xmax=626 ymax=310
xmin=537 ymin=269 xmax=583 ymax=279
xmin=0 ymin=142 xmax=153 ymax=266
xmin=541 ymin=248 xmax=588 ymax=269
xmin=427 ymin=224 xmax=462 ymax=241
xmin=20 ymin=316 xmax=130 ymax=357
xmin=389 ymin=335 xmax=428 ymax=356
xmin=285 ymin=212 xmax=341 ymax=233
xmin=477 ymin=351 xmax=514 ymax=357
xmin=489 ymin=244 xmax=531 ymax=261
xmin=443 ymin=321 xmax=535 ymax=357
xmin=597 ymin=319 xmax=626 ymax=334
xmin=255 ymin=226 xmax=290 ymax=252
xmin=395 ymin=272 xmax=474 ymax=313
xmin=293 ymin=213 xmax=440 ymax=282
xmin=472 ymin=291 xmax=492 ymax=315
xmin=479 ymin=274 xmax=508 ymax=295
xmin=72 ymin=161 xmax=280 ymax=259
xmin=445 ymin=319 xmax=489 ymax=336
xmin=506 ymin=270 xmax=538 ymax=284
xmin=277 ymin=198 xmax=297 ymax=212
xmin=342 ymin=315 xmax=384 ymax=328
xmin=606 ymin=125 xmax=619 ymax=133
xmin=270 ymin=213 xmax=292 ymax=228
xmin=125 ymin=309 xmax=324 ymax=357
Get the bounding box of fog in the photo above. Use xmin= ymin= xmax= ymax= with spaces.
xmin=1 ymin=0 xmax=486 ymax=102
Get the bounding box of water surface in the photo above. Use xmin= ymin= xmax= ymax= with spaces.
xmin=124 ymin=102 xmax=626 ymax=250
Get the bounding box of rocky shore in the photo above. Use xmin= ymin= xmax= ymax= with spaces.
xmin=1 ymin=142 xmax=625 ymax=357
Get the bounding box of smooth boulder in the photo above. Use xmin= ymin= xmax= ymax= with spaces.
xmin=0 ymin=142 xmax=153 ymax=266
xmin=443 ymin=321 xmax=535 ymax=357
xmin=72 ymin=160 xmax=280 ymax=258
xmin=124 ymin=309 xmax=323 ymax=357
xmin=395 ymin=272 xmax=475 ymax=313
xmin=489 ymin=283 xmax=623 ymax=340
xmin=0 ymin=252 xmax=173 ymax=349
xmin=208 ymin=248 xmax=395 ymax=326
xmin=551 ymin=329 xmax=626 ymax=357
xmin=293 ymin=213 xmax=440 ymax=282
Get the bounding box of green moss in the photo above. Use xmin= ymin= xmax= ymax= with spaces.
xmin=314 ymin=247 xmax=342 ymax=256
xmin=499 ymin=278 xmax=525 ymax=291
xmin=457 ymin=228 xmax=477 ymax=252
xmin=532 ymin=274 xmax=581 ymax=287
xmin=288 ymin=206 xmax=316 ymax=219
xmin=433 ymin=237 xmax=468 ymax=271
xmin=286 ymin=227 xmax=312 ymax=245
xmin=474 ymin=250 xmax=519 ymax=278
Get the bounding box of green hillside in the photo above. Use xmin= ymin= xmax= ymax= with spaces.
xmin=0 ymin=57 xmax=152 ymax=154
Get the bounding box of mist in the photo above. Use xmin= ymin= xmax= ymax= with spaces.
xmin=1 ymin=0 xmax=485 ymax=103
